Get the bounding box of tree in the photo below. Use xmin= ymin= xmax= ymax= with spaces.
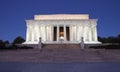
xmin=117 ymin=34 xmax=120 ymax=43
xmin=0 ymin=40 xmax=5 ymax=48
xmin=4 ymin=40 xmax=9 ymax=44
xmin=13 ymin=36 xmax=25 ymax=44
xmin=98 ymin=34 xmax=120 ymax=43
xmin=98 ymin=36 xmax=107 ymax=43
xmin=107 ymin=36 xmax=116 ymax=43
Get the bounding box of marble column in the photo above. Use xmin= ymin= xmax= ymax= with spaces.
xmin=77 ymin=25 xmax=80 ymax=41
xmin=83 ymin=25 xmax=86 ymax=41
xmin=79 ymin=24 xmax=83 ymax=41
xmin=41 ymin=25 xmax=46 ymax=41
xmin=73 ymin=26 xmax=75 ymax=41
xmin=35 ymin=25 xmax=40 ymax=41
xmin=64 ymin=25 xmax=66 ymax=41
xmin=85 ymin=25 xmax=89 ymax=41
xmin=57 ymin=25 xmax=59 ymax=41
xmin=33 ymin=25 xmax=37 ymax=41
xmin=73 ymin=25 xmax=77 ymax=41
xmin=41 ymin=26 xmax=43 ymax=41
xmin=29 ymin=26 xmax=32 ymax=41
xmin=31 ymin=25 xmax=34 ymax=41
xmin=93 ymin=25 xmax=98 ymax=41
xmin=39 ymin=25 xmax=41 ymax=40
xmin=49 ymin=26 xmax=52 ymax=41
xmin=49 ymin=26 xmax=51 ymax=41
xmin=70 ymin=25 xmax=73 ymax=41
xmin=88 ymin=26 xmax=92 ymax=42
xmin=44 ymin=26 xmax=47 ymax=41
xmin=81 ymin=25 xmax=84 ymax=38
xmin=37 ymin=25 xmax=40 ymax=41
xmin=46 ymin=26 xmax=48 ymax=41
xmin=26 ymin=25 xmax=30 ymax=42
xmin=51 ymin=26 xmax=53 ymax=41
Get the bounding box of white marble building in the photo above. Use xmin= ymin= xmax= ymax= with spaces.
xmin=24 ymin=14 xmax=101 ymax=44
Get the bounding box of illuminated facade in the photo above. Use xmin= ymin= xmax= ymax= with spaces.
xmin=24 ymin=14 xmax=101 ymax=44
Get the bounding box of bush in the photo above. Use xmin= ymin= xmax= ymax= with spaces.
xmin=90 ymin=44 xmax=120 ymax=49
xmin=0 ymin=44 xmax=33 ymax=50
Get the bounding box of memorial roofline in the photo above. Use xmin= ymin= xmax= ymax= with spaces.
xmin=26 ymin=19 xmax=98 ymax=21
xmin=34 ymin=14 xmax=90 ymax=20
xmin=34 ymin=18 xmax=91 ymax=20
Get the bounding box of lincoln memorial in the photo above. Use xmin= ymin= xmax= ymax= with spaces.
xmin=23 ymin=14 xmax=101 ymax=44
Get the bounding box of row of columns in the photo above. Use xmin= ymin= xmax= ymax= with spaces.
xmin=26 ymin=24 xmax=98 ymax=42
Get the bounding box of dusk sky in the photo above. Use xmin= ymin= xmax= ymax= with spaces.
xmin=0 ymin=0 xmax=120 ymax=42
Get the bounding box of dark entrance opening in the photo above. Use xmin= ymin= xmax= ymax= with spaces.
xmin=53 ymin=26 xmax=70 ymax=41
xmin=66 ymin=27 xmax=70 ymax=41
xmin=59 ymin=27 xmax=64 ymax=37
xmin=53 ymin=27 xmax=57 ymax=41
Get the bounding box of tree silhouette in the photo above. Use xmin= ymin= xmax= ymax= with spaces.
xmin=4 ymin=40 xmax=9 ymax=44
xmin=98 ymin=34 xmax=120 ymax=43
xmin=98 ymin=36 xmax=107 ymax=43
xmin=117 ymin=34 xmax=120 ymax=43
xmin=13 ymin=36 xmax=25 ymax=44
xmin=0 ymin=40 xmax=5 ymax=48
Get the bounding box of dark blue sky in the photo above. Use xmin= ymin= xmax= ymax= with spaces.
xmin=0 ymin=0 xmax=120 ymax=42
xmin=1 ymin=62 xmax=120 ymax=72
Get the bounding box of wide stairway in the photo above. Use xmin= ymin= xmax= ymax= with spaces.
xmin=43 ymin=44 xmax=80 ymax=49
xmin=2 ymin=44 xmax=120 ymax=62
xmin=23 ymin=44 xmax=81 ymax=49
xmin=19 ymin=44 xmax=106 ymax=62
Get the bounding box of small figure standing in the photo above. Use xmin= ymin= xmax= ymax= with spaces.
xmin=38 ymin=37 xmax=42 ymax=49
xmin=80 ymin=37 xmax=84 ymax=49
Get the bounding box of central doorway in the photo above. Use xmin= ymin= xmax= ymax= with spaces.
xmin=66 ymin=26 xmax=70 ymax=41
xmin=59 ymin=27 xmax=64 ymax=39
xmin=53 ymin=26 xmax=70 ymax=41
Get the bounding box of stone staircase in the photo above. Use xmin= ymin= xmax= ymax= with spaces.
xmin=43 ymin=44 xmax=80 ymax=49
xmin=22 ymin=44 xmax=81 ymax=49
xmin=2 ymin=44 xmax=120 ymax=62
